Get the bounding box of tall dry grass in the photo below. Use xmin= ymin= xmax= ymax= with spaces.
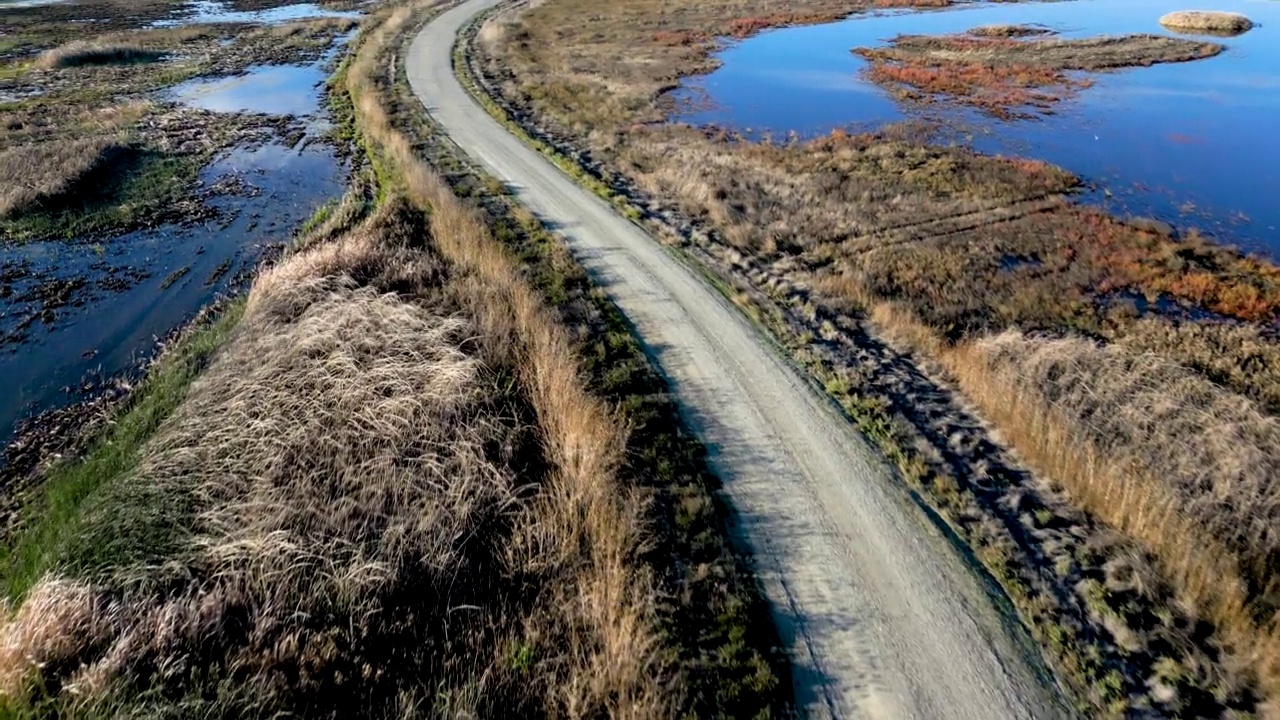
xmin=349 ymin=7 xmax=668 ymax=714
xmin=0 ymin=208 xmax=529 ymax=713
xmin=0 ymin=6 xmax=670 ymax=716
xmin=0 ymin=138 xmax=122 ymax=217
xmin=946 ymin=330 xmax=1280 ymax=707
xmin=37 ymin=42 xmax=165 ymax=69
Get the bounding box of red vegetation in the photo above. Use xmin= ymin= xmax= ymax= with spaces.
xmin=724 ymin=13 xmax=830 ymax=38
xmin=1066 ymin=212 xmax=1280 ymax=321
xmin=857 ymin=48 xmax=1093 ymax=119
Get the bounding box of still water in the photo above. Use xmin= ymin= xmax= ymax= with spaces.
xmin=1 ymin=36 xmax=351 ymax=445
xmin=153 ymin=0 xmax=359 ymax=27
xmin=672 ymin=0 xmax=1280 ymax=255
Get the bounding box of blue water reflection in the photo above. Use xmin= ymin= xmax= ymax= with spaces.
xmin=170 ymin=62 xmax=328 ymax=115
xmin=672 ymin=0 xmax=1280 ymax=255
xmin=153 ymin=0 xmax=359 ymax=27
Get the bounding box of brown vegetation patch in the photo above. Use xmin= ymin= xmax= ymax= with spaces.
xmin=1159 ymin=10 xmax=1254 ymax=36
xmin=947 ymin=331 xmax=1280 ymax=709
xmin=0 ymin=137 xmax=123 ymax=217
xmin=854 ymin=32 xmax=1222 ymax=118
xmin=37 ymin=41 xmax=166 ymax=69
xmin=0 ymin=205 xmax=566 ymax=715
xmin=968 ymin=24 xmax=1055 ymax=38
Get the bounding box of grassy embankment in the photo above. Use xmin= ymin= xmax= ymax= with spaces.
xmin=474 ymin=0 xmax=1280 ymax=713
xmin=0 ymin=3 xmax=785 ymax=717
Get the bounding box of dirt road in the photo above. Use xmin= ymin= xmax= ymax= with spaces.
xmin=407 ymin=3 xmax=1067 ymax=716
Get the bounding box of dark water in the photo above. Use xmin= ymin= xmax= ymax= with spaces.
xmin=0 ymin=142 xmax=345 ymax=442
xmin=0 ymin=37 xmax=350 ymax=445
xmin=671 ymin=0 xmax=1280 ymax=256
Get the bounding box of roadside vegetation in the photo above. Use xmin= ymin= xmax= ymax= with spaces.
xmin=0 ymin=2 xmax=786 ymax=717
xmin=474 ymin=0 xmax=1280 ymax=713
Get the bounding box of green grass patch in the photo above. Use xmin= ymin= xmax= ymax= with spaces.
xmin=0 ymin=146 xmax=205 ymax=241
xmin=0 ymin=300 xmax=244 ymax=603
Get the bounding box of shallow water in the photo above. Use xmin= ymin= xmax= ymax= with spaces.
xmin=1 ymin=34 xmax=351 ymax=446
xmin=672 ymin=0 xmax=1280 ymax=256
xmin=0 ymin=141 xmax=345 ymax=445
xmin=170 ymin=62 xmax=329 ymax=115
xmin=153 ymin=0 xmax=359 ymax=27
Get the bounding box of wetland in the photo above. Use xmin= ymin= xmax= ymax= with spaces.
xmin=479 ymin=0 xmax=1280 ymax=713
xmin=1 ymin=0 xmax=355 ymax=449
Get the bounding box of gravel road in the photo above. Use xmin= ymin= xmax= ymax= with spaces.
xmin=407 ymin=4 xmax=1068 ymax=716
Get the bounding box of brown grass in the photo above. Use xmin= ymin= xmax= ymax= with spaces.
xmin=0 ymin=206 xmax=597 ymax=714
xmin=946 ymin=331 xmax=1280 ymax=706
xmin=37 ymin=41 xmax=166 ymax=69
xmin=1159 ymin=10 xmax=1254 ymax=36
xmin=968 ymin=24 xmax=1054 ymax=38
xmin=0 ymin=137 xmax=123 ymax=217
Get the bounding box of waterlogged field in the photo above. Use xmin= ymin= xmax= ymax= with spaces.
xmin=673 ymin=0 xmax=1280 ymax=255
xmin=0 ymin=1 xmax=354 ymax=448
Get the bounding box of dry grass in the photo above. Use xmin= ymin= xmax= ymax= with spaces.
xmin=967 ymin=24 xmax=1054 ymax=38
xmin=348 ymin=6 xmax=668 ymax=714
xmin=249 ymin=16 xmax=361 ymax=49
xmin=1112 ymin=318 xmax=1280 ymax=416
xmin=36 ymin=41 xmax=166 ymax=69
xmin=1159 ymin=10 xmax=1254 ymax=36
xmin=0 ymin=208 xmax=547 ymax=715
xmin=946 ymin=331 xmax=1280 ymax=706
xmin=0 ymin=137 xmax=123 ymax=218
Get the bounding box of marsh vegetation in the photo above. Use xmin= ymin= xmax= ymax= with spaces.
xmin=855 ymin=31 xmax=1221 ymax=118
xmin=476 ymin=0 xmax=1280 ymax=713
xmin=1159 ymin=10 xmax=1253 ymax=36
xmin=0 ymin=2 xmax=785 ymax=717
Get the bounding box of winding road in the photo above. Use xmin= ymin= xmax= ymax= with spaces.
xmin=407 ymin=3 xmax=1067 ymax=717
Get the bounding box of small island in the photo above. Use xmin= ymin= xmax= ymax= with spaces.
xmin=1159 ymin=10 xmax=1254 ymax=36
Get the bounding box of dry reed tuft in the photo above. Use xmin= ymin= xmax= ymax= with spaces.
xmin=37 ymin=42 xmax=166 ymax=69
xmin=0 ymin=137 xmax=123 ymax=218
xmin=1159 ymin=11 xmax=1254 ymax=36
